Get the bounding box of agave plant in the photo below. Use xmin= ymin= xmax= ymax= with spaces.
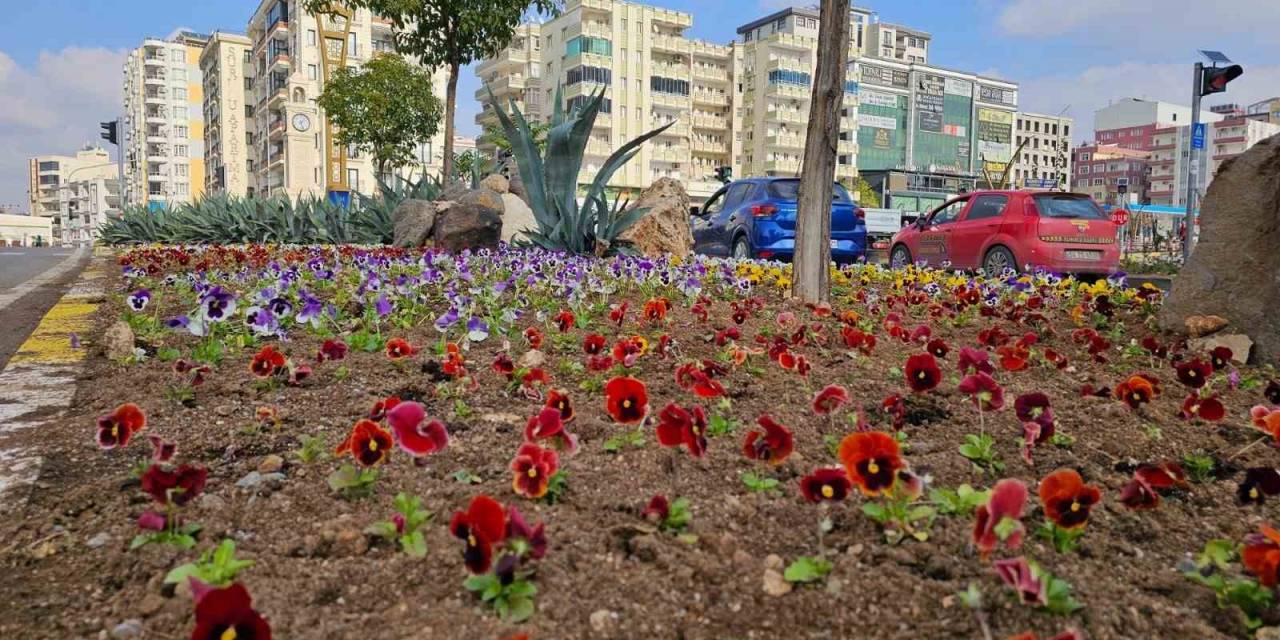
xmin=486 ymin=85 xmax=672 ymax=256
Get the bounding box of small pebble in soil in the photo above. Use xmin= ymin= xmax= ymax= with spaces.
xmin=762 ymin=568 xmax=792 ymax=596
xmin=109 ymin=619 xmax=143 ymax=639
xmin=86 ymin=533 xmax=110 ymax=549
xmin=589 ymin=609 xmax=617 ymax=635
xmin=257 ymin=454 xmax=284 ymax=474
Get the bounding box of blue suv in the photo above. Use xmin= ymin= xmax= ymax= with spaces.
xmin=691 ymin=178 xmax=867 ymax=263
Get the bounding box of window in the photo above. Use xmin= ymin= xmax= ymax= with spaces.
xmin=347 ymin=169 xmax=359 ymax=192
xmin=175 ymin=125 xmax=188 ymax=137
xmin=308 ymin=64 xmax=318 ymax=80
xmin=174 ymin=106 xmax=188 ymax=119
xmin=177 ymin=183 xmax=189 ymax=196
xmin=348 ymin=144 xmax=359 ymax=159
xmin=724 ymin=183 xmax=753 ymax=209
xmin=175 ymin=164 xmax=188 ymax=177
xmin=1079 ymin=152 xmax=1090 ymax=161
xmin=174 ymin=87 xmax=187 ymax=100
xmin=1033 ymin=194 xmax=1106 ymax=219
xmin=1092 ymin=178 xmax=1104 ymax=186
xmin=38 ymin=161 xmax=59 ymax=172
xmin=174 ymin=144 xmax=188 ymax=157
xmin=965 ymin=195 xmax=1008 ymax=221
xmin=348 ymin=33 xmax=358 ymax=55
xmin=173 ymin=68 xmax=187 ymax=81
xmin=927 ymin=198 xmax=967 ymax=226
xmin=1079 ymin=165 xmax=1090 ymax=174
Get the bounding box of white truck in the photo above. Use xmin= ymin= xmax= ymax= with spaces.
xmin=861 ymin=207 xmax=911 ymax=252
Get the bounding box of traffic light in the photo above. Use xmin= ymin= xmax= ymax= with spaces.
xmin=713 ymin=165 xmax=732 ymax=184
xmin=1200 ymin=64 xmax=1243 ymax=97
xmin=99 ymin=120 xmax=119 ymax=146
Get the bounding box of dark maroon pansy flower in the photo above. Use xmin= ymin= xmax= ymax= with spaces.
xmin=190 ymin=583 xmax=272 ymax=640
xmin=1210 ymin=346 xmax=1233 ymax=371
xmin=1239 ymin=468 xmax=1280 ymax=505
xmin=799 ymin=468 xmax=852 ymax=503
xmin=1175 ymin=359 xmax=1212 ymax=389
xmin=141 ymin=463 xmax=207 ymax=507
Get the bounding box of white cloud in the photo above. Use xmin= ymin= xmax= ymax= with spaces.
xmin=0 ymin=47 xmax=126 ymax=210
xmin=1016 ymin=61 xmax=1280 ymax=143
xmin=998 ymin=0 xmax=1280 ymax=39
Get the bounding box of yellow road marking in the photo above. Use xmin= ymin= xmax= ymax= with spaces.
xmin=11 ymin=300 xmax=100 ymax=365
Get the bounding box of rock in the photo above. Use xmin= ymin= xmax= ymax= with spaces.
xmin=236 ymin=471 xmax=263 ymax=489
xmin=589 ymin=609 xmax=616 ymax=635
xmin=110 ymin=619 xmax=143 ymax=639
xmin=518 ymin=349 xmax=546 ymax=369
xmin=1256 ymin=626 xmax=1280 ymax=640
xmin=731 ymin=549 xmax=754 ymax=569
xmin=333 ymin=528 xmax=368 ymax=557
xmin=508 ymin=172 xmax=528 ymax=202
xmin=761 ymin=568 xmax=792 ymax=597
xmin=500 ymin=193 xmax=537 ymax=244
xmin=391 ymin=199 xmax=437 ymax=248
xmin=235 ymin=471 xmax=285 ymax=492
xmin=763 ymin=553 xmax=785 ymax=571
xmin=479 ymin=174 xmax=510 ymax=195
xmin=628 ymin=534 xmax=660 ymax=562
xmin=1189 ymin=333 xmax=1254 ymax=364
xmin=258 ymin=454 xmax=284 ymax=474
xmin=432 ymin=200 xmax=503 ymax=254
xmin=137 ymin=594 xmax=165 ymax=617
xmin=86 ymin=532 xmax=111 ymax=549
xmin=442 ymin=180 xmax=471 ymax=202
xmin=458 ymin=187 xmax=505 ymax=215
xmin=103 ymin=321 xmax=135 ymax=360
xmin=618 ymin=177 xmax=694 ymax=257
xmin=1160 ymin=135 xmax=1280 ymax=362
xmin=1185 ymin=314 xmax=1229 ymax=337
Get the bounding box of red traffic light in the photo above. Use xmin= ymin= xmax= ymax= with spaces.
xmin=1200 ymin=64 xmax=1243 ymax=96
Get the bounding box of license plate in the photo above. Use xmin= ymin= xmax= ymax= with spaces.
xmin=830 ymin=240 xmax=840 ymax=249
xmin=1064 ymin=250 xmax=1101 ymax=261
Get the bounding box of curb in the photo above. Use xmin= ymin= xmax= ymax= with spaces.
xmin=0 ymin=249 xmax=107 ymax=513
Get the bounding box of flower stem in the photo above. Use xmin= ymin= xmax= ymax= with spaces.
xmin=1228 ymin=435 xmax=1270 ymax=462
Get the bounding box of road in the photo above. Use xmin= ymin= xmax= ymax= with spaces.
xmin=0 ymin=247 xmax=90 ymax=370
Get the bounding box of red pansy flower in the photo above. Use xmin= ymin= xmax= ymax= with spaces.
xmin=490 ymin=353 xmax=516 ymax=380
xmin=384 ymin=338 xmax=415 ymax=360
xmin=604 ymin=376 xmax=649 ymax=424
xmin=334 ymin=419 xmax=394 ymax=467
xmin=1180 ymin=392 xmax=1226 ymax=421
xmin=369 ymin=395 xmax=401 ymax=421
xmin=450 ymin=495 xmax=508 ymax=573
xmin=958 ymin=372 xmax=1005 ymax=412
xmin=609 ymin=301 xmax=629 ymax=327
xmin=1114 ymin=374 xmax=1159 ymax=409
xmin=904 ymin=353 xmax=941 ymax=393
xmin=523 ymin=326 xmax=544 ymax=349
xmin=582 ymin=334 xmax=606 ymax=356
xmin=972 ymin=479 xmax=1028 ymax=558
xmin=545 ymin=388 xmax=575 ymax=423
xmin=799 ymin=467 xmax=852 ymax=503
xmin=1038 ymin=469 xmax=1101 ymax=530
xmin=249 ymin=345 xmax=286 ymax=377
xmin=524 ymin=405 xmax=579 ymax=454
xmin=996 ymin=345 xmax=1030 ymax=372
xmin=387 ymin=401 xmax=449 ymax=458
xmin=1243 ymin=525 xmax=1280 ymax=588
xmin=1119 ymin=461 xmax=1188 ymax=510
xmin=994 ymin=557 xmax=1045 ymax=608
xmin=958 ymin=347 xmax=996 ymax=375
xmin=586 ymin=354 xmax=615 ymax=371
xmin=553 ymin=309 xmax=575 ymax=332
xmin=317 ymin=339 xmax=348 ymax=362
xmin=510 ymin=442 xmax=559 ymax=499
xmin=643 ymin=297 xmax=670 ymax=323
xmin=812 ymin=384 xmax=850 ymax=415
xmin=1043 ymin=348 xmax=1069 ymax=369
xmin=742 ymin=415 xmax=794 ymax=466
xmin=190 ymin=583 xmax=272 ymax=640
xmin=642 ymin=495 xmax=670 ymax=522
xmin=96 ymin=402 xmax=147 ymax=450
xmin=141 ymin=463 xmax=207 ymax=506
xmin=1210 ymin=346 xmax=1233 ymax=371
xmin=927 ymin=338 xmax=950 ymax=359
xmin=838 ymin=431 xmax=904 ymax=496
xmin=1175 ymin=359 xmax=1212 ymax=389
xmin=655 ymin=402 xmax=708 ymax=458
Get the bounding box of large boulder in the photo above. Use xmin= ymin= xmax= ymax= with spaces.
xmin=458 ymin=187 xmax=505 ymax=214
xmin=618 ymin=177 xmax=694 ymax=257
xmin=433 ymin=199 xmax=503 ymax=253
xmin=1159 ymin=134 xmax=1280 ymax=362
xmin=391 ymin=199 xmax=437 ymax=248
xmin=479 ymin=174 xmax=510 ymax=195
xmin=501 ymin=193 xmax=537 ymax=244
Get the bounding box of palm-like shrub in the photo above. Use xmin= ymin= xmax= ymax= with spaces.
xmin=486 ymin=86 xmax=672 ymax=256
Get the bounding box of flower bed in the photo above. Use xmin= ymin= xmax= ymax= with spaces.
xmin=3 ymin=244 xmax=1279 ymax=639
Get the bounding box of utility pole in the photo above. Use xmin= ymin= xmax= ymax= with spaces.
xmin=1182 ymin=62 xmax=1202 ymax=263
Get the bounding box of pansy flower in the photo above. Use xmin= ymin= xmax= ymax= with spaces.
xmin=96 ymin=402 xmax=147 ymax=449
xmin=838 ymin=431 xmax=903 ymax=496
xmin=993 ymin=556 xmax=1045 ymax=607
xmin=523 ymin=327 xmax=544 ymax=349
xmin=450 ymin=495 xmax=508 ymax=573
xmin=385 ymin=337 xmax=415 ymax=360
xmin=506 ymin=505 xmax=547 ymax=560
xmin=958 ymin=372 xmax=1005 ymax=412
xmin=524 ymin=406 xmax=579 ymax=454
xmin=147 ymin=434 xmax=176 ymax=463
xmin=510 ymin=443 xmax=559 ymax=499
xmin=582 ymin=334 xmax=606 ymax=356
xmin=608 ymin=301 xmax=628 ymax=327
xmin=491 ymin=353 xmax=515 ymax=380
xmin=799 ymin=468 xmax=852 ymax=503
xmin=249 ymin=345 xmax=286 ymax=378
xmin=141 ymin=463 xmax=207 ymax=506
xmin=643 ymin=297 xmax=670 ymax=323
xmin=1038 ymin=469 xmax=1101 ymax=530
xmin=972 ymin=479 xmax=1028 ymax=558
xmin=317 ymin=339 xmax=348 ymax=362
xmin=958 ymin=347 xmax=996 ymax=375
xmin=1180 ymin=392 xmax=1226 ymax=421
xmin=544 ymin=388 xmax=575 ymax=423
xmin=996 ymin=345 xmax=1030 ymax=372
xmin=553 ymin=309 xmax=576 ymax=333
xmin=812 ymin=384 xmax=850 ymax=416
xmin=742 ymin=415 xmax=794 ymax=466
xmin=926 ymin=338 xmax=950 ymax=359
xmin=1238 ymin=468 xmax=1280 ymax=505
xmin=1014 ymin=392 xmax=1054 ymax=431
xmin=604 ymin=376 xmax=649 ymax=424
xmin=642 ymin=494 xmax=670 ymax=522
xmin=1243 ymin=525 xmax=1280 ymax=588
xmin=190 ymin=583 xmax=272 ymax=640
xmin=334 ymin=419 xmax=394 ymax=467
xmin=1114 ymin=374 xmax=1159 ymax=409
xmin=655 ymin=402 xmax=708 ymax=458
xmin=904 ymin=353 xmax=941 ymax=393
xmin=387 ymin=401 xmax=448 ymax=458
xmin=1140 ymin=336 xmax=1168 ymax=359
xmin=126 ymin=289 xmax=151 ymax=312
xmin=1119 ymin=461 xmax=1188 ymax=510
xmin=1210 ymin=346 xmax=1233 ymax=371
xmin=1175 ymin=359 xmax=1212 ymax=389
xmin=1043 ymin=348 xmax=1069 ymax=369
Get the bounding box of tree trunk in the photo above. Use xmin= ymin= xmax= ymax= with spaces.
xmin=442 ymin=61 xmax=459 ymax=185
xmin=792 ymin=0 xmax=850 ymax=304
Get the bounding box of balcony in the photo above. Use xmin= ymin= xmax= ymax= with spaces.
xmin=691 ymin=139 xmax=725 ymax=154
xmin=593 ymin=112 xmax=612 ymax=128
xmin=691 ymin=40 xmax=730 ymax=60
xmin=654 ymin=120 xmax=689 ymax=137
xmin=692 ymin=90 xmax=728 ymax=107
xmin=838 ymin=139 xmax=857 ymax=154
xmin=268 ymin=118 xmax=286 ymax=139
xmin=580 ymin=0 xmax=612 ymax=11
xmin=1216 ymin=135 xmax=1247 ymax=144
xmin=477 ymin=49 xmax=531 ymax=76
xmin=266 ymin=86 xmax=288 ymax=108
xmin=767 ymin=57 xmax=808 ymax=74
xmin=269 ymin=51 xmax=291 ymax=72
xmin=574 ymin=21 xmax=611 ymax=40
xmin=766 ymin=133 xmax=805 ymax=150
xmin=145 ymin=90 xmax=168 ymax=104
xmin=651 ymin=92 xmax=689 ymax=109
xmin=693 ymin=114 xmax=728 ymax=130
xmin=652 ymin=7 xmax=692 ymax=28
xmin=652 ymin=62 xmax=690 ymax=81
xmin=144 ymin=55 xmax=166 ymax=67
xmin=651 ymin=34 xmax=690 ymax=55
xmin=650 ymin=146 xmax=689 ymax=163
xmin=765 ymin=158 xmax=801 ymax=174
xmin=767 ymin=83 xmax=810 ymax=100
xmin=769 ymin=33 xmax=814 ymax=51
xmin=586 ymin=140 xmax=613 ymax=157
xmin=144 ymin=73 xmax=166 ymax=85
xmin=693 ymin=66 xmax=729 ymax=83
xmin=766 ymin=109 xmax=805 ymax=125
xmin=371 ymin=14 xmax=393 ymax=30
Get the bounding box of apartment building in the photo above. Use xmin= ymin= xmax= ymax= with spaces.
xmin=27 ymin=147 xmax=118 ymax=243
xmin=122 ymin=30 xmax=208 ymax=208
xmin=1146 ymin=116 xmax=1280 ymax=206
xmin=1071 ymin=144 xmax=1150 ymax=206
xmin=1093 ymin=98 xmax=1223 ymax=151
xmin=475 ymin=23 xmax=543 ymax=159
xmin=56 ymin=176 xmax=122 ymax=247
xmin=1011 ymin=112 xmax=1072 ymax=189
xmin=735 ymin=6 xmax=868 ymax=186
xmin=1245 ymin=97 xmax=1280 ymax=125
xmin=245 ymin=0 xmax=448 ymax=200
xmin=200 ymin=32 xmax=255 ymax=197
xmin=867 ymin=22 xmax=929 ymax=64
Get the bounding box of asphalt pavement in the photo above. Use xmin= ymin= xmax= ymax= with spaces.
xmin=0 ymin=247 xmax=90 ymax=370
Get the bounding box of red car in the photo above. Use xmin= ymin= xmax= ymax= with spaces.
xmin=889 ymin=190 xmax=1120 ymax=275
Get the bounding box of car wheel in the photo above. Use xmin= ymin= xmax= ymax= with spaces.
xmin=890 ymin=245 xmax=912 ymax=269
xmin=983 ymin=246 xmax=1018 ymax=275
xmin=732 ymin=236 xmax=752 ymax=260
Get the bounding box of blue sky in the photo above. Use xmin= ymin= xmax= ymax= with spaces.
xmin=2 ymin=0 xmax=1278 ymax=208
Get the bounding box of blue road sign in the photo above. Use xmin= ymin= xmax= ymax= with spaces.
xmin=327 ymin=190 xmax=352 ymax=208
xmin=1192 ymin=123 xmax=1206 ymax=150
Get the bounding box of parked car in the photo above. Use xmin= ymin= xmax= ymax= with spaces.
xmin=888 ymin=190 xmax=1120 ymax=275
xmin=862 ymin=207 xmax=910 ymax=251
xmin=691 ymin=178 xmax=867 ymax=263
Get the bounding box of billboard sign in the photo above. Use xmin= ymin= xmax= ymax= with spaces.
xmin=916 ymin=73 xmax=945 ymax=133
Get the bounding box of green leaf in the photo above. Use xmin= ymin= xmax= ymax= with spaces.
xmin=400 ymin=531 xmax=428 ymax=558
xmin=163 ymin=563 xmax=200 ymax=585
xmin=784 ymin=556 xmax=833 ymax=583
xmin=365 ymin=521 xmax=398 ymax=539
xmin=463 ymin=574 xmax=496 ymax=593
xmin=506 ymin=580 xmax=538 ymax=599
xmin=993 ymin=516 xmax=1020 ymax=541
xmin=505 ymin=595 xmax=535 ymax=623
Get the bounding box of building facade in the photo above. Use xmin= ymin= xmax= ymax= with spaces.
xmin=1070 ymin=144 xmax=1150 ymax=206
xmin=27 ymin=147 xmax=118 ymax=243
xmin=866 ymin=22 xmax=929 ymax=64
xmin=475 ymin=23 xmax=543 ymax=159
xmin=1011 ymin=112 xmax=1072 ymax=189
xmin=1245 ymin=97 xmax=1280 ymax=125
xmin=245 ymin=0 xmax=448 ymax=200
xmin=56 ymin=176 xmax=122 ymax=247
xmin=1146 ymin=116 xmax=1280 ymax=206
xmin=122 ymin=31 xmax=209 ymax=208
xmin=200 ymin=32 xmax=255 ymax=197
xmin=0 ymin=214 xmax=53 ymax=247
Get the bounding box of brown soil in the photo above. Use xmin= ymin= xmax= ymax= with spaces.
xmin=0 ymin=254 xmax=1276 ymax=640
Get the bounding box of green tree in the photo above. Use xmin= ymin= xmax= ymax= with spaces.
xmin=316 ymin=53 xmax=443 ymax=178
xmin=315 ymin=0 xmax=560 ymax=183
xmin=846 ymin=176 xmax=881 ymax=208
xmin=480 ymin=120 xmax=551 ymax=156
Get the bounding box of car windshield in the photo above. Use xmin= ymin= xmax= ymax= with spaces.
xmin=1033 ymin=194 xmax=1107 ymax=219
xmin=766 ymin=180 xmax=852 ymax=203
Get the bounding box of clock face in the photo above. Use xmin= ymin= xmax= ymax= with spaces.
xmin=292 ymin=114 xmax=311 ymax=132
